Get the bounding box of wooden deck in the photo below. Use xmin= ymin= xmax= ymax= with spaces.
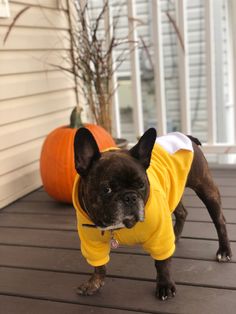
xmin=1 ymin=167 xmax=236 ymax=314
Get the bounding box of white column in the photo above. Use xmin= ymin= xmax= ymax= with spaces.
xmin=175 ymin=0 xmax=191 ymax=134
xmin=103 ymin=0 xmax=121 ymax=138
xmin=151 ymin=0 xmax=167 ymax=136
xmin=204 ymin=0 xmax=217 ymax=144
xmin=233 ymin=1 xmax=236 ymax=146
xmin=127 ymin=0 xmax=144 ymax=137
xmin=227 ymin=0 xmax=236 ymax=145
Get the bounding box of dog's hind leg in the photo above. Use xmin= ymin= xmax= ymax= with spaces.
xmin=187 ymin=142 xmax=232 ymax=262
xmin=173 ymin=201 xmax=188 ymax=242
xmin=192 ymin=177 xmax=231 ymax=261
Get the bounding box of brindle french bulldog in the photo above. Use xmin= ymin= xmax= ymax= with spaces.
xmin=73 ymin=127 xmax=232 ymax=300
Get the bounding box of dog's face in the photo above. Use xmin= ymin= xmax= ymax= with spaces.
xmin=74 ymin=128 xmax=157 ymax=230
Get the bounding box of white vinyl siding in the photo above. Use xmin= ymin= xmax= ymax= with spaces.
xmin=0 ymin=0 xmax=77 ymax=208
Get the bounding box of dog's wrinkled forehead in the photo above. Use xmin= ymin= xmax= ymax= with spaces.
xmin=97 ymin=150 xmax=145 ymax=179
xmin=100 ymin=150 xmax=131 ymax=165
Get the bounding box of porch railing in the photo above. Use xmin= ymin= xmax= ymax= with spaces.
xmin=95 ymin=0 xmax=236 ymax=154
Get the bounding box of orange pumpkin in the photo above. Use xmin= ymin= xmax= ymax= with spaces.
xmin=40 ymin=124 xmax=116 ymax=203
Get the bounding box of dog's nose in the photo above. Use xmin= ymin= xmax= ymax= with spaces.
xmin=123 ymin=192 xmax=137 ymax=205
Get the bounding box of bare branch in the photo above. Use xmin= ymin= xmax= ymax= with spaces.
xmin=165 ymin=11 xmax=185 ymax=53
xmin=3 ymin=6 xmax=31 ymax=45
xmin=140 ymin=36 xmax=154 ymax=69
xmin=56 ymin=1 xmax=137 ymax=132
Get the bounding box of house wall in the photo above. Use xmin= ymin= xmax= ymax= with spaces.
xmin=0 ymin=0 xmax=77 ymax=208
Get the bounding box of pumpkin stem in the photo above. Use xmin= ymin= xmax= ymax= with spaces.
xmin=70 ymin=107 xmax=84 ymax=128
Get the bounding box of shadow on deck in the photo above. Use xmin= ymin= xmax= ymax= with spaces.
xmin=0 ymin=167 xmax=236 ymax=314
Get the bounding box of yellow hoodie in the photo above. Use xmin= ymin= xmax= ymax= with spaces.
xmin=73 ymin=133 xmax=194 ymax=267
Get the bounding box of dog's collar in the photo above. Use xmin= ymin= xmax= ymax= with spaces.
xmin=81 ymin=223 xmax=120 ymax=248
xmin=82 ymin=222 xmax=124 ymax=231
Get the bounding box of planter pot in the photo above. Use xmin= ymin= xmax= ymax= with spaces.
xmin=114 ymin=138 xmax=129 ymax=149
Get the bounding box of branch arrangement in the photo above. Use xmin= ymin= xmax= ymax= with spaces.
xmin=65 ymin=0 xmax=133 ymax=133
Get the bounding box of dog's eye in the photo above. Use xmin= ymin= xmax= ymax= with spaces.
xmin=103 ymin=187 xmax=112 ymax=194
xmin=137 ymin=182 xmax=145 ymax=189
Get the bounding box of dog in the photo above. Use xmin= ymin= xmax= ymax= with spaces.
xmin=72 ymin=127 xmax=232 ymax=300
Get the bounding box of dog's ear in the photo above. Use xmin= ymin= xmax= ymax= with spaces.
xmin=129 ymin=128 xmax=157 ymax=169
xmin=74 ymin=128 xmax=101 ymax=176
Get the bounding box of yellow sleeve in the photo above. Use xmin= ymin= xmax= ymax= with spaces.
xmin=142 ymin=193 xmax=175 ymax=260
xmin=78 ymin=223 xmax=110 ymax=267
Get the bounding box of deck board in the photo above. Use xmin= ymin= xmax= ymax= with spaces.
xmin=0 ymin=167 xmax=236 ymax=313
xmin=0 ymin=231 xmax=236 ymax=262
xmin=182 ymin=195 xmax=236 ymax=209
xmin=0 ymin=295 xmax=135 ymax=314
xmin=1 ymin=267 xmax=236 ymax=314
xmin=1 ymin=244 xmax=236 ymax=288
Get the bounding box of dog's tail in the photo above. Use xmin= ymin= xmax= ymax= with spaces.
xmin=187 ymin=135 xmax=202 ymax=146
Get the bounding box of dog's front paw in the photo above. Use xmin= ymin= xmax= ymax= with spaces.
xmin=216 ymin=245 xmax=232 ymax=262
xmin=77 ymin=276 xmax=105 ymax=296
xmin=156 ymin=281 xmax=176 ymax=301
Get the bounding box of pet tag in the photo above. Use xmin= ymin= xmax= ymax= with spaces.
xmin=110 ymin=238 xmax=119 ymax=249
